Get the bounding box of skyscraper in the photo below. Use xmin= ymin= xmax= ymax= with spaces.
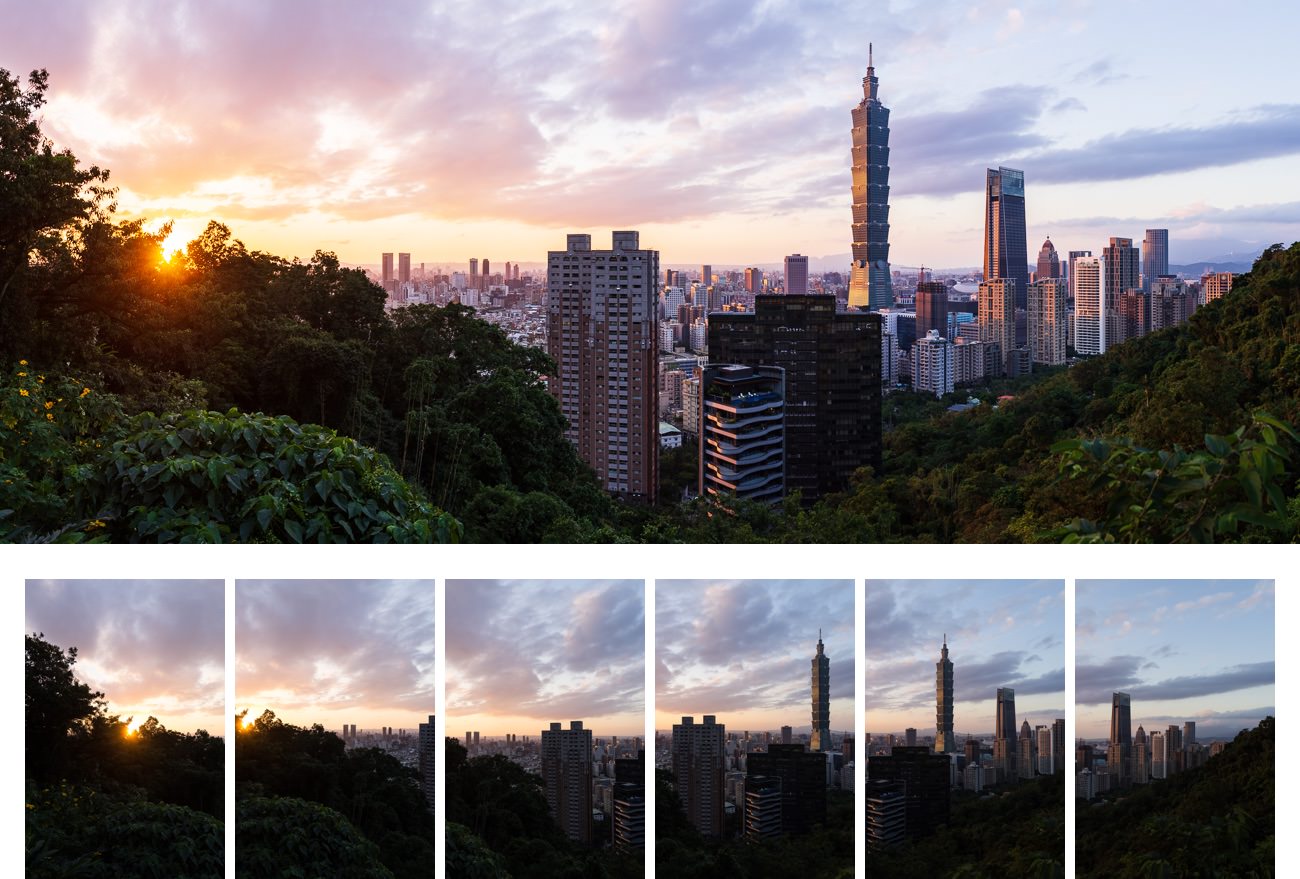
xmin=612 ymin=752 xmax=645 ymax=851
xmin=935 ymin=636 xmax=954 ymax=754
xmin=745 ymin=267 xmax=763 ymax=294
xmin=848 ymin=44 xmax=892 ymax=311
xmin=417 ymin=714 xmax=435 ymax=816
xmin=1142 ymin=229 xmax=1169 ymax=291
xmin=977 ymin=278 xmax=1016 ymax=375
xmin=1103 ymin=237 xmax=1140 ymax=344
xmin=913 ymin=329 xmax=955 ymax=397
xmin=1073 ymin=255 xmax=1106 ymax=355
xmin=785 ymin=254 xmax=810 ymax=295
xmin=867 ymin=746 xmax=949 ymax=839
xmin=1108 ymin=692 xmax=1132 ymax=784
xmin=672 ymin=715 xmax=726 ymax=838
xmin=995 ymin=687 xmax=1017 ymax=781
xmin=707 ymin=295 xmax=881 ymax=504
xmin=915 ymin=281 xmax=948 ymax=339
xmin=398 ymin=252 xmax=411 ymax=285
xmin=810 ymin=630 xmax=830 ymax=752
xmin=701 ymin=264 xmax=712 ymax=287
xmin=743 ymin=775 xmax=783 ymax=841
xmin=747 ymin=743 xmax=827 ymax=835
xmin=1036 ymin=237 xmax=1060 ymax=281
xmin=983 ymin=166 xmax=1029 ymax=339
xmin=541 ymin=721 xmax=593 ymax=844
xmin=546 ymin=231 xmax=660 ymax=503
xmin=1028 ymin=278 xmax=1068 ymax=366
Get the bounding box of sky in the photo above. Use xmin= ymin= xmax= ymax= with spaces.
xmin=866 ymin=580 xmax=1064 ymax=737
xmin=1076 ymin=580 xmax=1274 ymax=741
xmin=25 ymin=579 xmax=224 ymax=734
xmin=236 ymin=579 xmax=434 ymax=731
xmin=446 ymin=580 xmax=645 ymax=737
xmin=656 ymin=580 xmax=854 ymax=733
xmin=3 ymin=1 xmax=1297 ymax=270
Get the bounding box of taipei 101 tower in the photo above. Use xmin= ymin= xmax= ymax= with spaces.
xmin=848 ymin=44 xmax=892 ymax=311
xmin=936 ymin=635 xmax=955 ymax=753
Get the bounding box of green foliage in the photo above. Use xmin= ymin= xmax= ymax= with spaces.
xmin=445 ymin=822 xmax=511 ymax=878
xmin=236 ymin=797 xmax=394 ymax=879
xmin=25 ymin=633 xmax=106 ymax=782
xmin=1076 ymin=719 xmax=1274 ymax=879
xmin=1053 ymin=413 xmax=1300 ymax=542
xmin=867 ymin=772 xmax=1065 ymax=879
xmin=26 ymin=783 xmax=223 ymax=879
xmin=86 ymin=408 xmax=461 ymax=543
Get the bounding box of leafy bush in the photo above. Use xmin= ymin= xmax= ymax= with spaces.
xmin=236 ymin=797 xmax=394 ymax=879
xmin=26 ymin=783 xmax=223 ymax=879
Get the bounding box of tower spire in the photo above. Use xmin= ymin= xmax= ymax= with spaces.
xmin=869 ymin=42 xmax=873 ymax=71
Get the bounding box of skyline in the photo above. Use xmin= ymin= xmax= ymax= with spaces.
xmin=656 ymin=580 xmax=854 ymax=732
xmin=25 ymin=579 xmax=224 ymax=734
xmin=866 ymin=580 xmax=1064 ymax=735
xmin=1076 ymin=579 xmax=1274 ymax=740
xmin=446 ymin=580 xmax=645 ymax=737
xmin=2 ymin=3 xmax=1296 ymax=269
xmin=236 ymin=579 xmax=434 ymax=730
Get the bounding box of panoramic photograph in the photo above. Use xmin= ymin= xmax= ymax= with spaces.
xmin=445 ymin=579 xmax=646 ymax=877
xmin=25 ymin=579 xmax=225 ymax=879
xmin=235 ymin=579 xmax=436 ymax=879
xmin=1 ymin=3 xmax=1298 ymax=543
xmin=655 ymin=579 xmax=855 ymax=878
xmin=865 ymin=579 xmax=1065 ymax=877
xmin=1075 ymin=579 xmax=1275 ymax=878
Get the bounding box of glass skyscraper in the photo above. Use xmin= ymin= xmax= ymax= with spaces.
xmin=848 ymin=45 xmax=892 ymax=311
xmin=983 ymin=166 xmax=1028 ymax=341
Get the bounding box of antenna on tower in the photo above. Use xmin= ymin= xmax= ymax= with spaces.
xmin=869 ymin=42 xmax=873 ymax=69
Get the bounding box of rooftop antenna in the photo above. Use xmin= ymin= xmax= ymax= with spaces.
xmin=869 ymin=42 xmax=873 ymax=69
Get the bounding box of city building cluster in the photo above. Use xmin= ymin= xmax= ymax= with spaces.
xmin=1076 ymin=692 xmax=1225 ymax=799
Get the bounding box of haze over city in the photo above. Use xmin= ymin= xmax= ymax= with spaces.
xmin=656 ymin=579 xmax=854 ymax=732
xmin=25 ymin=579 xmax=224 ymax=734
xmin=446 ymin=580 xmax=645 ymax=737
xmin=3 ymin=1 xmax=1295 ymax=268
xmin=866 ymin=579 xmax=1064 ymax=735
xmin=236 ymin=579 xmax=435 ymax=730
xmin=1076 ymin=579 xmax=1274 ymax=741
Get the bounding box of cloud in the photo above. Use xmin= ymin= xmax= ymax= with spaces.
xmin=1077 ymin=655 xmax=1274 ymax=705
xmin=446 ymin=580 xmax=644 ymax=727
xmin=26 ymin=579 xmax=224 ymax=732
xmin=237 ymin=579 xmax=435 ymax=720
xmin=657 ymin=580 xmax=855 ymax=721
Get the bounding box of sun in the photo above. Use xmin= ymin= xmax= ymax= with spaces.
xmin=125 ymin=718 xmax=142 ymax=737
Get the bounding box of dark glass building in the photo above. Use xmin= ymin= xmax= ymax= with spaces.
xmin=867 ymin=746 xmax=950 ymax=840
xmin=915 ymin=281 xmax=948 ymax=339
xmin=983 ymin=166 xmax=1028 ymax=342
xmin=848 ymin=45 xmax=892 ymax=311
xmin=747 ymin=743 xmax=827 ymax=835
xmin=1142 ymin=228 xmax=1169 ymax=292
xmin=708 ymin=294 xmax=882 ymax=504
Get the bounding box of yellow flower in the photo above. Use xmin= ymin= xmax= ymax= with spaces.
xmin=88 ymin=519 xmax=106 ymax=530
xmin=19 ymin=360 xmax=27 ymax=366
xmin=44 ymin=401 xmax=54 ymax=410
xmin=16 ymin=372 xmax=26 ymax=377
xmin=80 ymin=387 xmax=91 ymax=398
xmin=18 ymin=388 xmax=28 ymax=397
xmin=46 ymin=413 xmax=54 ymax=421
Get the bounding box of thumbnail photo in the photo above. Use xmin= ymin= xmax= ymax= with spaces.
xmin=656 ymin=579 xmax=854 ymax=878
xmin=865 ymin=579 xmax=1065 ymax=877
xmin=25 ymin=579 xmax=225 ymax=879
xmin=1075 ymin=579 xmax=1274 ymax=878
xmin=236 ymin=579 xmax=435 ymax=879
xmin=446 ymin=579 xmax=645 ymax=878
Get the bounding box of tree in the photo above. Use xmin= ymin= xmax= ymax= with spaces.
xmin=0 ymin=67 xmax=113 ymax=357
xmin=236 ymin=797 xmax=394 ymax=879
xmin=25 ymin=633 xmax=106 ymax=782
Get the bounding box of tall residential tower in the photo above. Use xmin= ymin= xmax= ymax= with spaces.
xmin=546 ymin=231 xmax=660 ymax=503
xmin=848 ymin=44 xmax=892 ymax=311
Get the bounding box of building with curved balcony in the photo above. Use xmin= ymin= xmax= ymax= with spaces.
xmin=698 ymin=364 xmax=786 ymax=505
